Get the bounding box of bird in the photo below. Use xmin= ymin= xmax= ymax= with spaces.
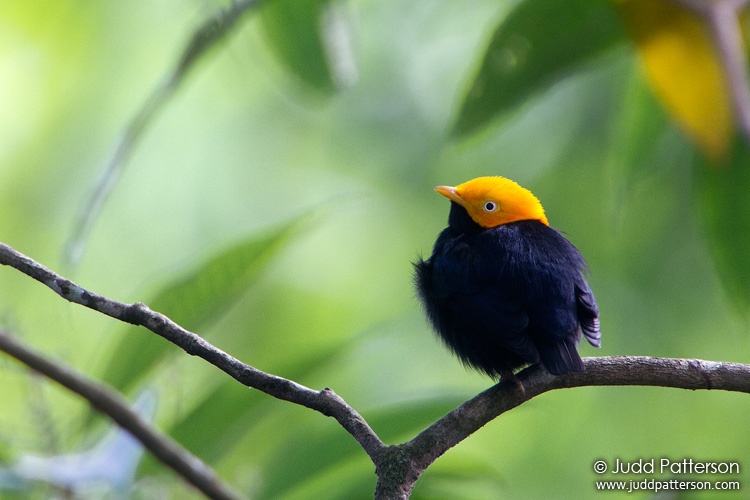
xmin=414 ymin=176 xmax=600 ymax=380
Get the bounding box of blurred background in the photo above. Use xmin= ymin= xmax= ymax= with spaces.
xmin=0 ymin=0 xmax=749 ymax=498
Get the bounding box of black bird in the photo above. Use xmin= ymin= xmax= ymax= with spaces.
xmin=414 ymin=176 xmax=600 ymax=379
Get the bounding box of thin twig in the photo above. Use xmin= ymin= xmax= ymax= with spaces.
xmin=65 ymin=0 xmax=262 ymax=265
xmin=705 ymin=1 xmax=750 ymax=140
xmin=670 ymin=0 xmax=750 ymax=141
xmin=0 ymin=242 xmax=386 ymax=462
xmin=0 ymin=328 xmax=244 ymax=500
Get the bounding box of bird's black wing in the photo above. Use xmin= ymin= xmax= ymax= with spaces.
xmin=493 ymin=222 xmax=593 ymax=374
xmin=575 ymin=276 xmax=600 ymax=347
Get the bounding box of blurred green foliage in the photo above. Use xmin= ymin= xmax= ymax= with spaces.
xmin=453 ymin=0 xmax=625 ymax=136
xmin=260 ymin=0 xmax=342 ymax=93
xmin=0 ymin=0 xmax=749 ymax=498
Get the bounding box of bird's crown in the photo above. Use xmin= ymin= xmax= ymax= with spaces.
xmin=435 ymin=176 xmax=548 ymax=228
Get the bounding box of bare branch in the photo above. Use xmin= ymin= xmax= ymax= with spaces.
xmin=3 ymin=240 xmax=750 ymax=498
xmin=0 ymin=328 xmax=244 ymax=500
xmin=412 ymin=356 xmax=750 ymax=462
xmin=670 ymin=0 xmax=750 ymax=141
xmin=373 ymin=356 xmax=750 ymax=499
xmin=65 ymin=0 xmax=262 ymax=265
xmin=705 ymin=1 xmax=750 ymax=140
xmin=0 ymin=242 xmax=386 ymax=463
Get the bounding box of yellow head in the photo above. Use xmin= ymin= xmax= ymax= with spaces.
xmin=435 ymin=176 xmax=548 ymax=228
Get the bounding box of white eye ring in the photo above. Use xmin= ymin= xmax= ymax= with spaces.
xmin=483 ymin=201 xmax=498 ymax=212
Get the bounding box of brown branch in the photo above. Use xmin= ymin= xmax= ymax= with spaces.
xmin=670 ymin=0 xmax=750 ymax=140
xmin=2 ymin=240 xmax=750 ymax=499
xmin=0 ymin=328 xmax=244 ymax=500
xmin=373 ymin=356 xmax=750 ymax=499
xmin=0 ymin=242 xmax=385 ymax=464
xmin=703 ymin=1 xmax=750 ymax=140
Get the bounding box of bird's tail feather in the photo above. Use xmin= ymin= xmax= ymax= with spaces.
xmin=539 ymin=338 xmax=584 ymax=375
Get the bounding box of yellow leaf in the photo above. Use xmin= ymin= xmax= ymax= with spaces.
xmin=617 ymin=0 xmax=732 ymax=159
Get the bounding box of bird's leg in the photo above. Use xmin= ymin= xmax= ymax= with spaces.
xmin=500 ymin=370 xmax=526 ymax=399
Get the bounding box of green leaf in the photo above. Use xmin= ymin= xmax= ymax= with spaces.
xmin=608 ymin=70 xmax=672 ymax=178
xmin=605 ymin=69 xmax=689 ymax=213
xmin=153 ymin=334 xmax=350 ymax=469
xmin=139 ymin=381 xmax=262 ymax=474
xmin=413 ymin=458 xmax=503 ymax=500
xmin=696 ymin=139 xmax=750 ymax=316
xmin=257 ymin=397 xmax=465 ymax=498
xmin=100 ymin=219 xmax=304 ymax=392
xmin=260 ymin=0 xmax=352 ymax=93
xmin=453 ymin=0 xmax=624 ymax=136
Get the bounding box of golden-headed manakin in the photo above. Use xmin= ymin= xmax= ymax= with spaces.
xmin=414 ymin=176 xmax=600 ymax=378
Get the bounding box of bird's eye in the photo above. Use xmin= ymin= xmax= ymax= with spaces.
xmin=483 ymin=201 xmax=498 ymax=212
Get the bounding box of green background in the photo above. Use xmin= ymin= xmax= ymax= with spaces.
xmin=0 ymin=0 xmax=748 ymax=498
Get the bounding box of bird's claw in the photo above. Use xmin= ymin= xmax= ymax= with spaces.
xmin=501 ymin=370 xmax=526 ymax=399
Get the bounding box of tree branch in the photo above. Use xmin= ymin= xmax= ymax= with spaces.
xmin=2 ymin=240 xmax=750 ymax=499
xmin=0 ymin=328 xmax=243 ymax=500
xmin=65 ymin=0 xmax=263 ymax=265
xmin=0 ymin=242 xmax=385 ymax=463
xmin=374 ymin=356 xmax=750 ymax=499
xmin=670 ymin=0 xmax=750 ymax=141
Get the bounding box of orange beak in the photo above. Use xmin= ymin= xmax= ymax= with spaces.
xmin=434 ymin=185 xmax=462 ymax=204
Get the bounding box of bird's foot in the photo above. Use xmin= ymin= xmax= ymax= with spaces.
xmin=500 ymin=370 xmax=526 ymax=399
